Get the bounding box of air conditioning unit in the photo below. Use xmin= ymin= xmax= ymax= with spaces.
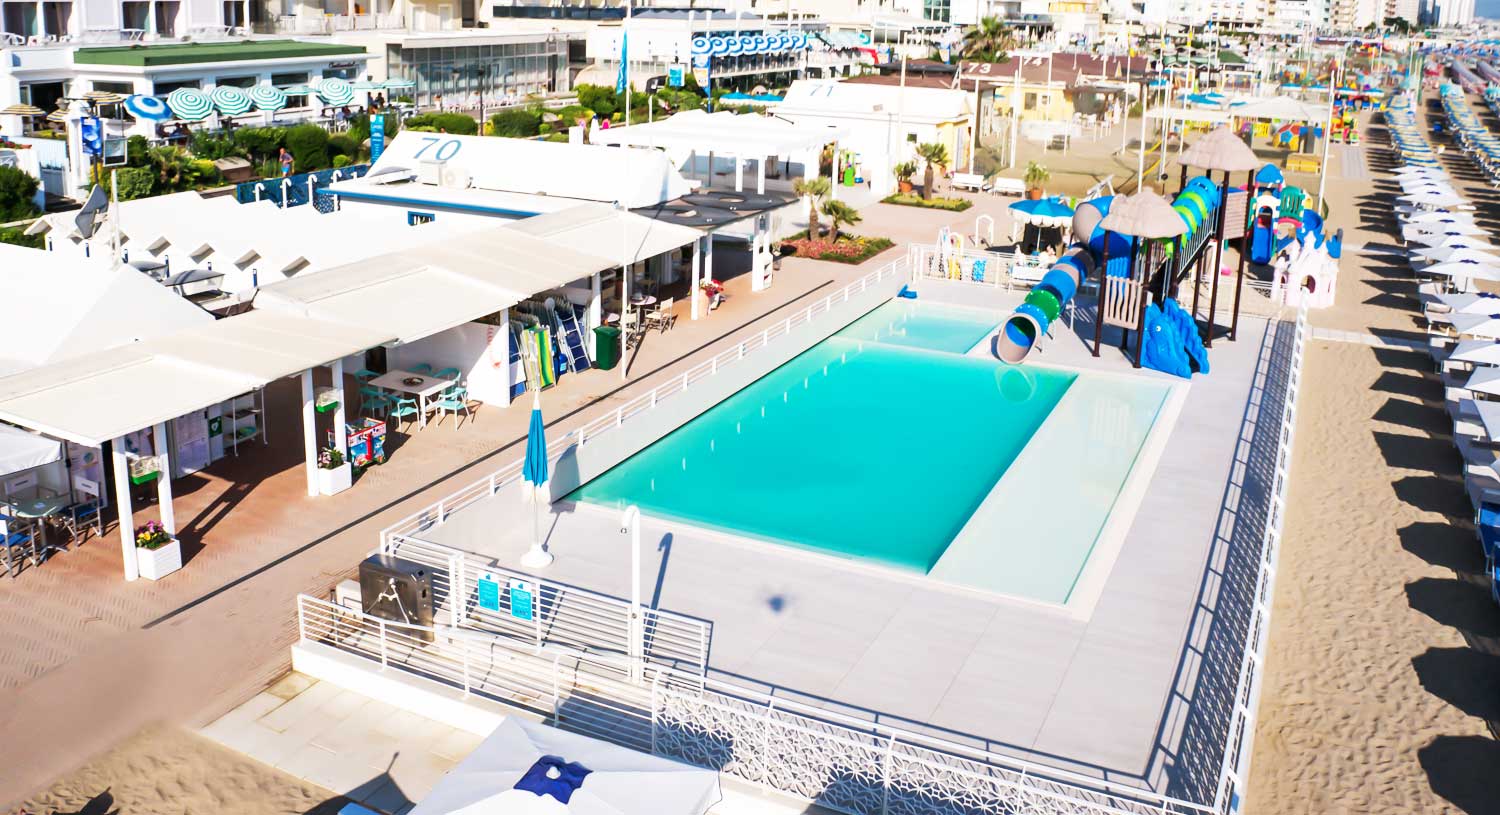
xmin=417 ymin=159 xmax=447 ymax=186
xmin=358 ymin=554 xmax=435 ymax=641
xmin=440 ymin=164 xmax=472 ymax=189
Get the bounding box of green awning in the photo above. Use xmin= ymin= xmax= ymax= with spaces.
xmin=74 ymin=40 xmax=367 ymax=67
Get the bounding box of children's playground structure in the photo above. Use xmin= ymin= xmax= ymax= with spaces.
xmin=1248 ymin=164 xmax=1343 ymax=308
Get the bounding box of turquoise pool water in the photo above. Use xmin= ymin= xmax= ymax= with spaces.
xmin=568 ymin=300 xmax=1170 ymax=601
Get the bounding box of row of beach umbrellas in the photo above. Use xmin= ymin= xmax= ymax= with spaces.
xmin=1437 ymin=83 xmax=1500 ymax=185
xmin=118 ymin=77 xmax=416 ymax=122
xmin=1396 ymin=163 xmax=1500 ymax=293
xmin=1385 ymin=94 xmax=1443 ymax=169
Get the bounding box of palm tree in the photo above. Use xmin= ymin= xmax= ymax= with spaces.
xmin=820 ymin=199 xmax=861 ymax=243
xmin=914 ymin=142 xmax=949 ymax=201
xmin=793 ymin=176 xmax=832 ymax=238
xmin=961 ymin=16 xmax=1017 ymax=63
xmin=146 ymin=146 xmax=193 ymax=192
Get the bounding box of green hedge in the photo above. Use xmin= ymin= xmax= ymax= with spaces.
xmin=284 ymin=123 xmax=329 ymax=173
xmin=115 ymin=166 xmax=156 ymax=201
xmin=232 ymin=126 xmax=285 ymax=162
xmin=880 ymin=194 xmax=974 ymax=211
xmin=0 ymin=166 xmax=40 ymax=222
xmin=492 ymin=108 xmax=542 ymax=137
xmin=403 ymin=112 xmax=478 ymax=135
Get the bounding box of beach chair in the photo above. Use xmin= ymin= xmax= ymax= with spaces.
xmin=644 ymin=298 xmax=676 ymax=333
xmin=354 ymin=368 xmax=379 ymax=383
xmin=433 ymin=386 xmax=474 ymax=429
xmin=1 ymin=517 xmax=38 ymax=578
xmin=358 ymin=386 xmax=392 ymax=417
xmin=433 ymin=367 xmax=461 ymax=381
xmin=59 ymin=476 xmax=103 ymax=544
xmin=409 ymin=363 xmax=433 ymax=375
xmin=388 ymin=397 xmax=421 ymax=431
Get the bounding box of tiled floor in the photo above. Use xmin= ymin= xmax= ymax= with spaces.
xmin=199 ymin=674 xmax=483 ymax=815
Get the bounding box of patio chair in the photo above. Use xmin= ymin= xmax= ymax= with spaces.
xmin=433 ymin=367 xmax=461 ymax=380
xmin=58 ymin=476 xmax=103 ymax=545
xmin=388 ymin=397 xmax=421 ymax=431
xmin=354 ymin=368 xmax=379 ymax=383
xmin=433 ymin=385 xmax=474 ymax=429
xmin=1 ymin=517 xmax=38 ymax=579
xmin=358 ymin=386 xmax=392 ymax=417
xmin=644 ymin=298 xmax=676 ymax=333
xmin=409 ymin=363 xmax=434 ymax=375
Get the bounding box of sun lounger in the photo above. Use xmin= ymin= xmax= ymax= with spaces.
xmin=1477 ymin=502 xmax=1500 ymax=561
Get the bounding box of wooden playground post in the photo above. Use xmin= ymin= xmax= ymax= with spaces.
xmin=1204 ymin=168 xmax=1230 ymax=348
xmin=1229 ymin=168 xmax=1255 ymax=341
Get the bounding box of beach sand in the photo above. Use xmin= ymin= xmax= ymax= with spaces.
xmin=1245 ymin=105 xmax=1500 ymax=812
xmin=9 ymin=726 xmax=348 ymax=815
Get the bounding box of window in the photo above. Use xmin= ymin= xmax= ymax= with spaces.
xmin=1024 ymin=92 xmax=1037 ymax=110
xmin=408 ymin=211 xmax=436 ymax=225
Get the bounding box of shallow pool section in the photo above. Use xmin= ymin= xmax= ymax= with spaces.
xmin=837 ymin=299 xmax=1001 ymax=353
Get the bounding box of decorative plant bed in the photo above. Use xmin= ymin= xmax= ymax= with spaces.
xmin=782 ymin=231 xmax=895 ymax=265
xmin=881 ymin=194 xmax=974 ymax=211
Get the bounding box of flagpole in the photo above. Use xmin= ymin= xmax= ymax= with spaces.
xmin=623 ymin=0 xmax=632 ymax=129
xmin=110 ymin=168 xmax=120 ymax=269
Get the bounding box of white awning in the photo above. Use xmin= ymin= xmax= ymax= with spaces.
xmin=1225 ymin=95 xmax=1328 ymax=121
xmin=0 ymin=423 xmax=62 ymax=478
xmin=590 ymin=110 xmax=846 ymax=160
xmin=1145 ymin=107 xmax=1234 ymax=123
xmin=507 ymin=204 xmax=702 ymax=267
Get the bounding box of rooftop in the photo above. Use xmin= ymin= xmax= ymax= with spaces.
xmin=72 ymin=40 xmax=368 ymax=67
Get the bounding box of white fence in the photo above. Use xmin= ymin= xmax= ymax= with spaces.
xmin=379 ymin=256 xmax=907 ymax=546
xmin=909 ymin=244 xmax=1012 ymax=288
xmin=296 ymin=594 xmax=1214 ymax=815
xmin=1210 ymin=303 xmax=1308 ymax=813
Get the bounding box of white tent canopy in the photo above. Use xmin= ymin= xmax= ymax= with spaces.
xmin=0 ymin=423 xmax=61 ymax=478
xmin=408 ymin=717 xmax=719 ymax=815
xmin=507 ymin=204 xmax=702 ymax=268
xmin=589 ymin=110 xmax=847 ymax=165
xmin=0 ymin=244 xmax=214 ymax=378
xmin=1226 ymin=95 xmax=1329 ymax=121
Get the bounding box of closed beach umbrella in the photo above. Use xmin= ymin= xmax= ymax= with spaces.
xmin=248 ymin=85 xmax=287 ymax=112
xmin=315 ymin=77 xmax=355 ymax=106
xmin=210 ymin=86 xmax=254 ymax=116
xmin=520 ymin=391 xmax=552 ymax=569
xmin=166 ymin=87 xmax=214 ymax=121
xmin=124 ymin=94 xmax=171 ymax=121
xmin=1101 ymin=190 xmax=1189 ymax=239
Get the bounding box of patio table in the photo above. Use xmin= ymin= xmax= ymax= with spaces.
xmin=4 ymin=495 xmax=69 ymax=557
xmin=369 ymin=369 xmax=455 ymax=430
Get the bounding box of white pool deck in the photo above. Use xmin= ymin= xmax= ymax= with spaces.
xmin=413 ymin=281 xmax=1291 ymax=795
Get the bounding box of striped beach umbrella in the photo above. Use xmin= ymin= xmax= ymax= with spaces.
xmin=166 ymin=87 xmax=214 ymax=121
xmin=83 ymin=90 xmax=125 ymax=104
xmin=124 ymin=94 xmax=171 ymax=121
xmin=279 ymin=84 xmax=312 ymax=95
xmin=382 ymin=77 xmax=415 ymax=90
xmin=210 ymin=86 xmax=254 ymax=116
xmin=351 ymin=80 xmax=383 ymax=92
xmin=0 ymin=104 xmax=45 ymax=116
xmin=46 ymin=109 xmax=68 ymax=124
xmin=247 ymin=85 xmax=287 ymax=112
xmin=315 ymin=78 xmax=354 ymax=106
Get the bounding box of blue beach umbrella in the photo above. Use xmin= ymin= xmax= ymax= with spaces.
xmin=521 ymin=391 xmax=553 ymax=568
xmin=124 ymin=94 xmax=171 ymax=121
xmin=1009 ymin=197 xmax=1075 ymax=228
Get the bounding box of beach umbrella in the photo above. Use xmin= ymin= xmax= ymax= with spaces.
xmin=352 ymin=80 xmax=383 ymax=91
xmin=166 ymin=87 xmax=214 ymax=121
xmin=247 ymin=85 xmax=287 ymax=112
xmin=382 ymin=78 xmax=416 ymax=90
xmin=1465 ymin=366 xmax=1500 ymax=395
xmin=45 ymin=109 xmax=67 ymax=124
xmin=124 ymin=94 xmax=171 ymax=121
xmin=1419 ymin=247 xmax=1500 ymax=265
xmin=1401 ymin=190 xmax=1468 ymax=208
xmin=280 ymin=84 xmax=313 ymax=95
xmin=407 ymin=717 xmax=720 ymax=815
xmin=1428 ymin=260 xmax=1500 ymax=280
xmin=209 ymin=85 xmax=254 ymax=116
xmin=1101 ymin=190 xmax=1188 ymax=239
xmin=1453 ymin=314 xmax=1500 ymax=339
xmin=520 ymin=391 xmax=553 ymax=569
xmin=0 ymin=104 xmax=44 ymax=116
xmin=1178 ymin=125 xmax=1259 ymax=172
xmin=1448 ymin=338 xmax=1500 ymax=364
xmin=1405 ymin=209 xmax=1474 ymax=224
xmin=1410 ymin=222 xmax=1489 ymax=241
xmin=82 ymin=91 xmax=125 ymax=105
xmin=1009 ymin=197 xmax=1075 ymax=228
xmin=315 ymin=77 xmax=355 ymax=106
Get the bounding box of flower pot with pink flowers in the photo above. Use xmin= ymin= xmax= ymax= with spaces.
xmin=135 ymin=521 xmax=182 ymax=580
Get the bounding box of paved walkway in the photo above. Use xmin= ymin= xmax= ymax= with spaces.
xmin=0 ymin=194 xmax=1025 ymax=807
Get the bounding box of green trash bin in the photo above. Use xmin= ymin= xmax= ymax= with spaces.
xmin=593 ymin=325 xmax=622 ymax=371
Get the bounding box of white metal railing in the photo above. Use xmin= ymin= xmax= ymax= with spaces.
xmin=1210 ymin=303 xmax=1308 ymax=814
xmin=908 ymin=244 xmax=1009 ymax=288
xmin=379 ymin=534 xmax=709 ymax=684
xmin=380 ymin=255 xmax=906 ymax=546
xmin=297 ymin=593 xmax=1214 ymax=815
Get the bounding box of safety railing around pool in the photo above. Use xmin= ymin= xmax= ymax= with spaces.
xmin=379 ymin=255 xmax=906 ymax=546
xmin=1211 ymin=302 xmax=1308 ymax=814
xmin=297 ymin=593 xmax=1215 ymax=815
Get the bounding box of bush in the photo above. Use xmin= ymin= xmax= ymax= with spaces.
xmin=284 ymin=123 xmax=329 ymax=173
xmin=189 ymin=159 xmax=221 ymax=186
xmin=402 ymin=112 xmax=477 ymax=135
xmin=233 ymin=126 xmax=285 ymax=161
xmin=115 ymin=166 xmax=156 ymax=201
xmin=126 ymin=134 xmax=151 ymax=168
xmin=491 ymin=108 xmax=543 ymax=138
xmin=0 ymin=226 xmax=42 ymax=249
xmin=880 ymin=193 xmax=973 ymax=211
xmin=546 ymin=133 xmax=569 ymax=142
xmin=327 ymin=135 xmax=358 ymax=161
xmin=782 ymin=232 xmax=894 ymax=264
xmin=333 ymin=154 xmax=352 ymax=169
xmin=0 ymin=165 xmax=40 ymax=222
xmin=575 ymin=84 xmax=617 ymax=117
xmin=347 ymin=112 xmax=399 ymax=147
xmin=190 ymin=131 xmax=243 ymax=161
xmin=538 ymin=123 xmax=553 ymax=135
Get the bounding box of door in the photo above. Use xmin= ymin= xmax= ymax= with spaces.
xmin=173 ymin=411 xmax=211 ymax=477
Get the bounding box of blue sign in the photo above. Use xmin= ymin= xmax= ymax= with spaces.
xmin=476 ymin=574 xmax=501 ymax=612
xmin=80 ymin=117 xmax=102 ymax=156
xmin=669 ymin=64 xmax=685 ymax=88
xmin=370 ymin=113 xmax=386 ymax=163
xmin=509 ymin=580 xmax=534 ymax=621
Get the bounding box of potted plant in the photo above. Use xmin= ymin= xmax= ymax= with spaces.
xmin=135 ymin=520 xmax=182 ymax=580
xmin=893 ymin=160 xmax=918 ymax=195
xmin=316 ymin=446 xmax=352 ymax=496
xmin=1024 ymin=161 xmax=1050 ymax=200
xmin=700 ymin=279 xmax=725 ymax=310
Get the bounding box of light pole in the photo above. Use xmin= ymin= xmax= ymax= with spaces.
xmin=620 ymin=504 xmax=643 ymax=683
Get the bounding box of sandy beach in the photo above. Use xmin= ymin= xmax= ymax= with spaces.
xmin=1245 ymin=103 xmax=1500 ymax=812
xmin=9 ymin=725 xmax=346 ymax=815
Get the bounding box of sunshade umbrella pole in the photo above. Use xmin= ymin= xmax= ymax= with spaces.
xmin=1230 ymin=168 xmax=1253 ymax=341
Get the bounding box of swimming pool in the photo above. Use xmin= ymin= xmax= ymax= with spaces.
xmin=568 ymin=300 xmax=1171 ymax=604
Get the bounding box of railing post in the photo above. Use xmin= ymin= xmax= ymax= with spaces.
xmin=461 ymin=640 xmax=471 ymax=696
xmin=296 ymin=597 xmax=308 ymax=642
xmin=880 ymin=734 xmax=898 ymax=815
xmin=551 ymin=654 xmax=562 ymax=719
xmin=489 ymin=473 xmax=498 ymax=494
xmin=534 ymin=581 xmax=545 ymax=654
xmin=650 ymin=390 xmax=658 ymax=409
xmin=378 ymin=619 xmax=388 ymax=668
xmin=437 ymin=500 xmax=446 ymax=523
xmin=615 ymin=409 xmax=623 ymax=429
xmin=450 ymin=553 xmax=463 ymax=629
xmin=711 ymin=358 xmax=718 ymax=375
xmin=649 ymin=670 xmax=662 ymax=756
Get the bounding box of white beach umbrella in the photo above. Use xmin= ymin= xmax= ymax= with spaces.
xmin=1426 ymin=260 xmax=1500 ymax=281
xmin=1465 ymin=366 xmax=1500 ymax=395
xmin=1451 ymin=313 xmax=1500 ymax=338
xmin=1405 ymin=209 xmax=1476 ymax=224
xmin=1449 ymin=338 xmax=1500 ymax=364
xmin=1471 ymin=399 xmax=1500 ymax=440
xmin=1417 ymin=247 xmax=1500 ymax=265
xmin=1401 ymin=190 xmax=1469 ymax=208
xmin=1408 ymin=222 xmax=1489 ymax=241
xmin=1394 ymin=166 xmax=1449 ymax=178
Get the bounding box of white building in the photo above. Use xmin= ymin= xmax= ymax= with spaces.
xmin=1431 ymin=0 xmax=1474 ymax=26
